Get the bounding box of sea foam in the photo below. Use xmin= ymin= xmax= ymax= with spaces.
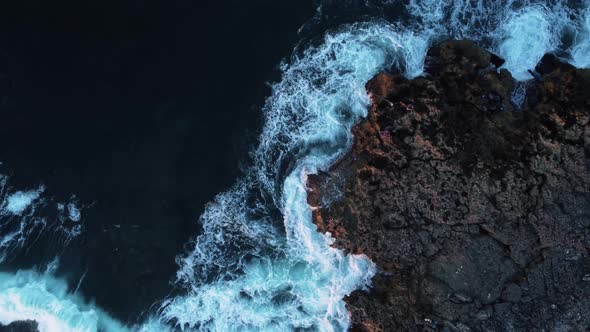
xmin=4 ymin=187 xmax=44 ymax=216
xmin=0 ymin=174 xmax=84 ymax=263
xmin=496 ymin=5 xmax=571 ymax=80
xmin=571 ymin=5 xmax=590 ymax=68
xmin=0 ymin=270 xmax=131 ymax=332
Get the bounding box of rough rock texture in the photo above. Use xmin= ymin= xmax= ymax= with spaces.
xmin=0 ymin=321 xmax=38 ymax=332
xmin=307 ymin=40 xmax=590 ymax=331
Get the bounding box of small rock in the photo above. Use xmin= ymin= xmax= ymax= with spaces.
xmin=476 ymin=307 xmax=493 ymax=320
xmin=450 ymin=293 xmax=473 ymax=303
xmin=444 ymin=321 xmax=472 ymax=332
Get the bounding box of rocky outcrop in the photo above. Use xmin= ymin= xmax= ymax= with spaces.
xmin=307 ymin=40 xmax=590 ymax=331
xmin=0 ymin=321 xmax=38 ymax=332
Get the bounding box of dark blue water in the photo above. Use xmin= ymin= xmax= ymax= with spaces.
xmin=0 ymin=0 xmax=315 ymax=323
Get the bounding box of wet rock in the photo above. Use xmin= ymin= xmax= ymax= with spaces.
xmin=307 ymin=40 xmax=590 ymax=331
xmin=501 ymin=283 xmax=522 ymax=303
xmin=450 ymin=293 xmax=472 ymax=304
xmin=0 ymin=321 xmax=39 ymax=332
xmin=476 ymin=307 xmax=493 ymax=321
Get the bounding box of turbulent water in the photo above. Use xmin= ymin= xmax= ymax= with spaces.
xmin=1 ymin=0 xmax=589 ymax=331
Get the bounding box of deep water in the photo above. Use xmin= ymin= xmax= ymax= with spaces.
xmin=0 ymin=0 xmax=316 ymax=324
xmin=0 ymin=0 xmax=589 ymax=331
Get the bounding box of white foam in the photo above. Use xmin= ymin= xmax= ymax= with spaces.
xmin=255 ymin=24 xmax=431 ymax=197
xmin=571 ymin=6 xmax=590 ymax=68
xmin=0 ymin=177 xmax=84 ymax=262
xmin=496 ymin=5 xmax=569 ymax=80
xmin=406 ymin=0 xmax=581 ymax=80
xmin=0 ymin=183 xmax=46 ymax=262
xmin=0 ymin=270 xmax=131 ymax=332
xmin=67 ymin=203 xmax=82 ymax=222
xmin=4 ymin=186 xmax=44 ymax=216
xmin=161 ymin=23 xmax=432 ymax=331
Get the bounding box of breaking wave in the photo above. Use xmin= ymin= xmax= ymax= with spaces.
xmin=160 ymin=23 xmax=430 ymax=332
xmin=0 ymin=269 xmax=129 ymax=332
xmin=1 ymin=1 xmax=588 ymax=331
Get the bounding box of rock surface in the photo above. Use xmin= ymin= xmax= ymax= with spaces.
xmin=307 ymin=40 xmax=590 ymax=331
xmin=0 ymin=321 xmax=38 ymax=332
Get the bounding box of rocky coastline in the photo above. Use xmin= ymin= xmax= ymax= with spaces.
xmin=307 ymin=40 xmax=590 ymax=331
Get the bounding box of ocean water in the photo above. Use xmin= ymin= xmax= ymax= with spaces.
xmin=0 ymin=0 xmax=589 ymax=331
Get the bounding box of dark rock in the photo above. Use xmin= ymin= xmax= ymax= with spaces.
xmin=307 ymin=40 xmax=590 ymax=331
xmin=501 ymin=283 xmax=522 ymax=303
xmin=0 ymin=321 xmax=39 ymax=332
xmin=450 ymin=293 xmax=472 ymax=304
xmin=475 ymin=307 xmax=493 ymax=321
xmin=489 ymin=53 xmax=505 ymax=68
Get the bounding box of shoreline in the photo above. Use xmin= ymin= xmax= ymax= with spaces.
xmin=307 ymin=40 xmax=590 ymax=331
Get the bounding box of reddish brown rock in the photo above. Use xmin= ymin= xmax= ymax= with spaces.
xmin=308 ymin=41 xmax=590 ymax=331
